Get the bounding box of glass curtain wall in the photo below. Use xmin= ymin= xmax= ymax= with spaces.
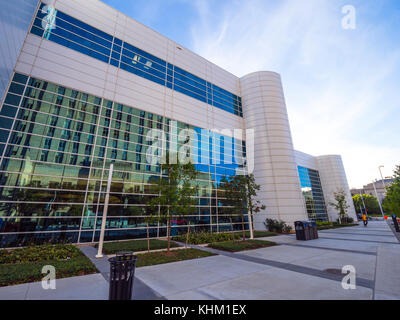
xmin=297 ymin=166 xmax=328 ymax=221
xmin=0 ymin=73 xmax=247 ymax=248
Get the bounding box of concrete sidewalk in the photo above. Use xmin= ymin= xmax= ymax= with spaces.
xmin=0 ymin=274 xmax=108 ymax=300
xmin=134 ymin=221 xmax=400 ymax=300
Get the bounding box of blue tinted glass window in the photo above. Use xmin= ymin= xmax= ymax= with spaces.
xmin=8 ymin=83 xmax=25 ymax=95
xmin=0 ymin=105 xmax=18 ymax=118
xmin=4 ymin=94 xmax=22 ymax=106
xmin=123 ymin=42 xmax=166 ymax=67
xmin=56 ymin=11 xmax=113 ymax=42
xmin=0 ymin=130 xmax=9 ymax=143
xmin=174 ymin=66 xmax=206 ymax=87
xmin=56 ymin=18 xmax=112 ymax=48
xmin=12 ymin=74 xmax=28 ymax=85
xmin=0 ymin=117 xmax=14 ymax=130
xmin=31 ymin=3 xmax=243 ymax=117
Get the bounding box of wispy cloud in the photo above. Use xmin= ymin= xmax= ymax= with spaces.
xmin=189 ymin=0 xmax=400 ymax=187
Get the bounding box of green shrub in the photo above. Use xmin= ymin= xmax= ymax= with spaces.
xmin=172 ymin=232 xmax=240 ymax=245
xmin=282 ymin=225 xmax=293 ymax=233
xmin=336 ymin=217 xmax=354 ymax=224
xmin=316 ymin=221 xmax=333 ymax=226
xmin=264 ymin=219 xmax=292 ymax=233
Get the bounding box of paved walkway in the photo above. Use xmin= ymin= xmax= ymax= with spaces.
xmin=1 ymin=220 xmax=398 ymax=300
xmin=0 ymin=274 xmax=108 ymax=300
xmin=134 ymin=221 xmax=400 ymax=300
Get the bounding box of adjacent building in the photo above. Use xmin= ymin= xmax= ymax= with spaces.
xmin=351 ymin=178 xmax=393 ymax=203
xmin=0 ymin=0 xmax=356 ymax=247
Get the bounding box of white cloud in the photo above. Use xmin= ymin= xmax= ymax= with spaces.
xmin=189 ymin=0 xmax=400 ymax=188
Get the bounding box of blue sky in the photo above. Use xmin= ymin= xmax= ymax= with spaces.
xmin=101 ymin=0 xmax=400 ymax=188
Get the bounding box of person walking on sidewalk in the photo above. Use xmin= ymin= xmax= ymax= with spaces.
xmin=362 ymin=212 xmax=368 ymax=227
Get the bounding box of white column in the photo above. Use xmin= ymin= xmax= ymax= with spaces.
xmin=96 ymin=163 xmax=114 ymax=258
xmin=240 ymin=71 xmax=307 ymax=229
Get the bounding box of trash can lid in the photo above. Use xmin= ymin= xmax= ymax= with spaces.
xmin=110 ymin=251 xmax=137 ymax=262
xmin=109 ymin=255 xmax=138 ymax=263
xmin=116 ymin=251 xmax=134 ymax=256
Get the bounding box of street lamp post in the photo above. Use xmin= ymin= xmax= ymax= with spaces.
xmin=372 ymin=179 xmax=385 ymax=218
xmin=96 ymin=163 xmax=114 ymax=258
xmin=359 ymin=192 xmax=367 ymax=212
xmin=378 ymin=165 xmax=386 ymax=189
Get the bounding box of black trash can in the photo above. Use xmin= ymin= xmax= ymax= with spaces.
xmin=295 ymin=221 xmax=311 ymax=241
xmin=305 ymin=221 xmax=313 ymax=240
xmin=108 ymin=251 xmax=137 ymax=300
xmin=309 ymin=221 xmax=319 ymax=239
xmin=392 ymin=215 xmax=400 ymax=233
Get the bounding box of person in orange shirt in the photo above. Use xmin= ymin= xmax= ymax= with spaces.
xmin=362 ymin=212 xmax=368 ymax=227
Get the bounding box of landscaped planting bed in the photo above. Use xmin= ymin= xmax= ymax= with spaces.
xmin=316 ymin=222 xmax=359 ymax=230
xmin=208 ymin=240 xmax=277 ymax=252
xmin=96 ymin=239 xmax=179 ymax=254
xmin=246 ymin=231 xmax=277 ymax=238
xmin=135 ymin=248 xmax=215 ymax=268
xmin=172 ymin=232 xmax=241 ymax=245
xmin=0 ymin=244 xmax=97 ymax=287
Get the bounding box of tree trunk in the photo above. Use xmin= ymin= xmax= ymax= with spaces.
xmin=248 ymin=208 xmax=254 ymax=240
xmin=252 ymin=213 xmax=255 ymax=235
xmin=185 ymin=223 xmax=190 ymax=248
xmin=229 ymin=217 xmax=235 ymax=242
xmin=147 ymin=223 xmax=150 ymax=253
xmin=241 ymin=215 xmax=246 ymax=242
xmin=167 ymin=219 xmax=171 ymax=253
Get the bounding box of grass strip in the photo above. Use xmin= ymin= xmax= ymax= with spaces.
xmin=208 ymin=240 xmax=277 ymax=252
xmin=245 ymin=231 xmax=278 ymax=238
xmin=97 ymin=239 xmax=179 ymax=254
xmin=135 ymin=248 xmax=215 ymax=268
xmin=317 ymin=223 xmax=359 ymax=230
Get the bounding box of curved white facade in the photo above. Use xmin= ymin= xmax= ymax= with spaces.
xmin=316 ymin=155 xmax=357 ymax=221
xmin=240 ymin=71 xmax=307 ymax=228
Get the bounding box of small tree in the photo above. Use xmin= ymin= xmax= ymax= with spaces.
xmin=329 ymin=189 xmax=350 ymax=224
xmin=148 ymin=158 xmax=198 ymax=253
xmin=219 ymin=174 xmax=266 ymax=241
xmin=243 ymin=174 xmax=266 ymax=239
xmin=219 ymin=176 xmax=245 ymax=241
xmin=352 ymin=194 xmax=380 ymax=214
xmin=383 ymin=165 xmax=400 ymax=216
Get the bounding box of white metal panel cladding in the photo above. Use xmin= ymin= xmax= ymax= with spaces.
xmin=0 ymin=0 xmax=39 ymax=104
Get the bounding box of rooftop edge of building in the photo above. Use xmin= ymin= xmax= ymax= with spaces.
xmin=240 ymin=70 xmax=282 ymax=80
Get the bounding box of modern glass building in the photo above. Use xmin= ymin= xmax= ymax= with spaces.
xmin=0 ymin=0 xmax=356 ymax=247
